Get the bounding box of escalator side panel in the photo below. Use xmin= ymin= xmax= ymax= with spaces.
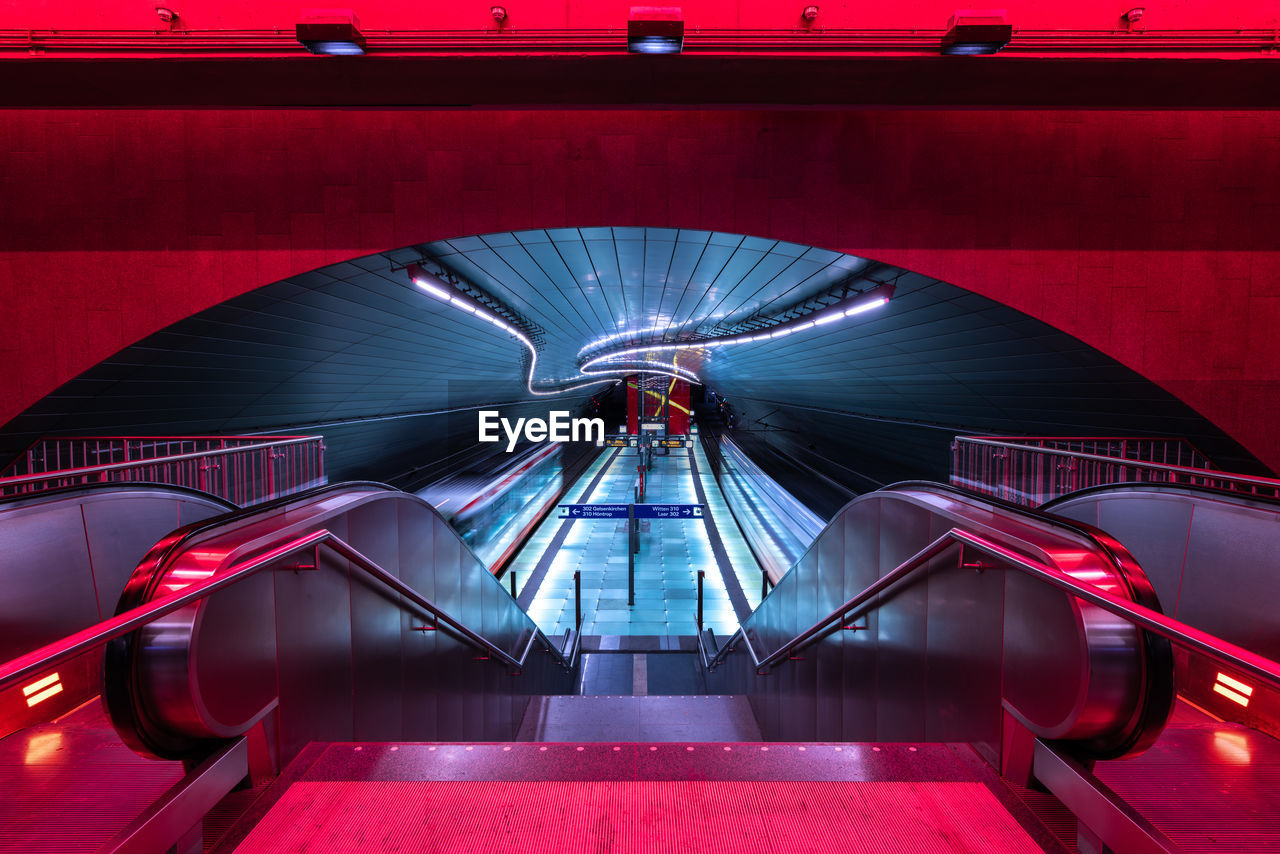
xmin=81 ymin=497 xmax=190 ymax=619
xmin=925 ymin=540 xmax=1003 ymax=744
xmin=814 ymin=511 xmax=845 ymax=740
xmin=274 ymin=515 xmax=355 ymax=762
xmin=1091 ymin=496 xmax=1192 ymax=621
xmin=1179 ymin=501 xmax=1279 ymax=655
xmin=348 ymin=501 xmax=406 ymax=742
xmin=433 ymin=524 xmax=469 ymax=742
xmin=0 ymin=503 xmax=99 ymax=659
xmin=874 ymin=500 xmax=932 ymax=742
xmin=841 ymin=500 xmax=880 ymax=740
xmin=786 ymin=547 xmax=820 ymax=741
xmin=398 ymin=497 xmax=438 ymax=740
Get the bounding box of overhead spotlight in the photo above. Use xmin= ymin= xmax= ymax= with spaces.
xmin=296 ymin=9 xmax=367 ymax=55
xmin=801 ymin=6 xmax=819 ymax=25
xmin=1123 ymin=7 xmax=1145 ymax=32
xmin=491 ymin=6 xmax=507 ymax=27
xmin=940 ymin=11 xmax=1013 ymax=55
xmin=154 ymin=6 xmax=177 ymax=29
xmin=628 ymin=6 xmax=684 ymax=55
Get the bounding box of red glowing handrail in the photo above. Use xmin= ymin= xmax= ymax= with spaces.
xmin=706 ymin=527 xmax=1280 ymax=695
xmin=0 ymin=528 xmax=580 ymax=697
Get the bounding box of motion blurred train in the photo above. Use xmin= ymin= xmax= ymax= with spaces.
xmin=416 ymin=443 xmax=563 ymax=574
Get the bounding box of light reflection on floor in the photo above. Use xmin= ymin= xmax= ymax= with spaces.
xmin=511 ymin=445 xmax=762 ymax=638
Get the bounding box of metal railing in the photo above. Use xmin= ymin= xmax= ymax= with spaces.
xmin=0 ymin=528 xmax=582 ymax=696
xmin=0 ymin=435 xmax=326 ymax=506
xmin=949 ymin=435 xmax=1279 ymax=507
xmin=699 ymin=527 xmax=1280 ymax=697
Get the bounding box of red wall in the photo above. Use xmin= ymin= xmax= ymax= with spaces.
xmin=8 ymin=1 xmax=1278 ymax=32
xmin=2 ymin=109 xmax=1278 ymax=470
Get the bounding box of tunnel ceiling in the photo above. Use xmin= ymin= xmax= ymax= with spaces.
xmin=0 ymin=227 xmax=1263 ymax=480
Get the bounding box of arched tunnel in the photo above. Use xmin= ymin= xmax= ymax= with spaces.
xmin=1 ymin=227 xmax=1264 ymax=502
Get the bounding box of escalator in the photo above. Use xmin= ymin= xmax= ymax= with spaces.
xmin=1 ymin=475 xmax=1277 ymax=851
xmin=0 ymin=482 xmax=581 ymax=853
xmin=0 ymin=485 xmax=234 ymax=735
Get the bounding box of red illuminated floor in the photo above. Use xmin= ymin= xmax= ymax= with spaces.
xmin=233 ymin=779 xmax=1041 ymax=853
xmin=217 ymin=742 xmax=1063 ymax=853
xmin=0 ymin=701 xmax=183 ymax=853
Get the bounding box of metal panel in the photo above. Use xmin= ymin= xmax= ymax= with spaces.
xmin=0 ymin=503 xmax=97 ymax=659
xmin=924 ymin=541 xmax=1003 ymax=743
xmin=346 ymin=501 xmax=405 ymax=741
xmin=814 ymin=513 xmax=845 ymax=740
xmin=81 ymin=496 xmax=190 ymax=619
xmin=1065 ymin=494 xmax=1193 ymax=618
xmin=841 ymin=501 xmax=880 ymax=740
xmin=190 ymin=572 xmax=278 ymax=735
xmin=1180 ymin=501 xmax=1280 ymax=655
xmin=431 ymin=520 xmax=469 ymax=742
xmin=272 ymin=515 xmax=355 ymax=760
xmin=875 ymin=500 xmax=931 ymax=742
xmin=398 ymin=499 xmax=438 ymax=740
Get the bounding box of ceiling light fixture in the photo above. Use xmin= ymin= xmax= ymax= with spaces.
xmin=941 ymin=11 xmax=1013 ymax=55
xmin=579 ymin=283 xmax=893 ymax=373
xmin=581 ymin=357 xmax=702 ymax=385
xmin=628 ymin=6 xmax=685 ymax=54
xmin=409 ymin=265 xmax=618 ymax=397
xmin=296 ymin=9 xmax=367 ymax=55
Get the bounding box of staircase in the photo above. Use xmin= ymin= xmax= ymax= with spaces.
xmin=214 ymin=741 xmax=1056 ymax=854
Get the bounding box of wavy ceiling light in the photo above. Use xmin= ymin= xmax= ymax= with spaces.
xmin=409 ymin=265 xmax=706 ymax=395
xmin=577 ymin=283 xmax=895 ymax=376
xmin=410 ymin=265 xmax=893 ymax=393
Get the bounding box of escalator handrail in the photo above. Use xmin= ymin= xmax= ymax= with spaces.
xmin=0 ymin=527 xmax=580 ymax=695
xmin=704 ymin=526 xmax=1280 ymax=692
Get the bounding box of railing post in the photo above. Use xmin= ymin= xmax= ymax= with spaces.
xmin=509 ymin=571 xmax=517 ymax=598
xmin=762 ymin=569 xmax=770 ymax=600
xmin=697 ymin=569 xmax=704 ymax=633
xmin=266 ymin=447 xmax=276 ymax=500
xmin=574 ymin=569 xmax=582 ymax=629
xmin=628 ymin=503 xmax=636 ymax=607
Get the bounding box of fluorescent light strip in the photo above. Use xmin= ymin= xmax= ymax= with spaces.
xmin=582 ymin=359 xmax=702 ymax=385
xmin=578 ymin=284 xmax=894 ymax=374
xmin=411 ymin=267 xmax=621 ymax=396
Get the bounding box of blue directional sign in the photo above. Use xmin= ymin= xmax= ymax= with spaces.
xmin=633 ymin=504 xmax=704 ymax=519
xmin=558 ymin=504 xmax=631 ymax=519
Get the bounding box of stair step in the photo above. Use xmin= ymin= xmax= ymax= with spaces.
xmin=228 ymin=747 xmax=1046 ymax=853
xmin=214 ymin=742 xmax=1065 ymax=853
xmin=518 ymin=694 xmax=760 ymax=742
